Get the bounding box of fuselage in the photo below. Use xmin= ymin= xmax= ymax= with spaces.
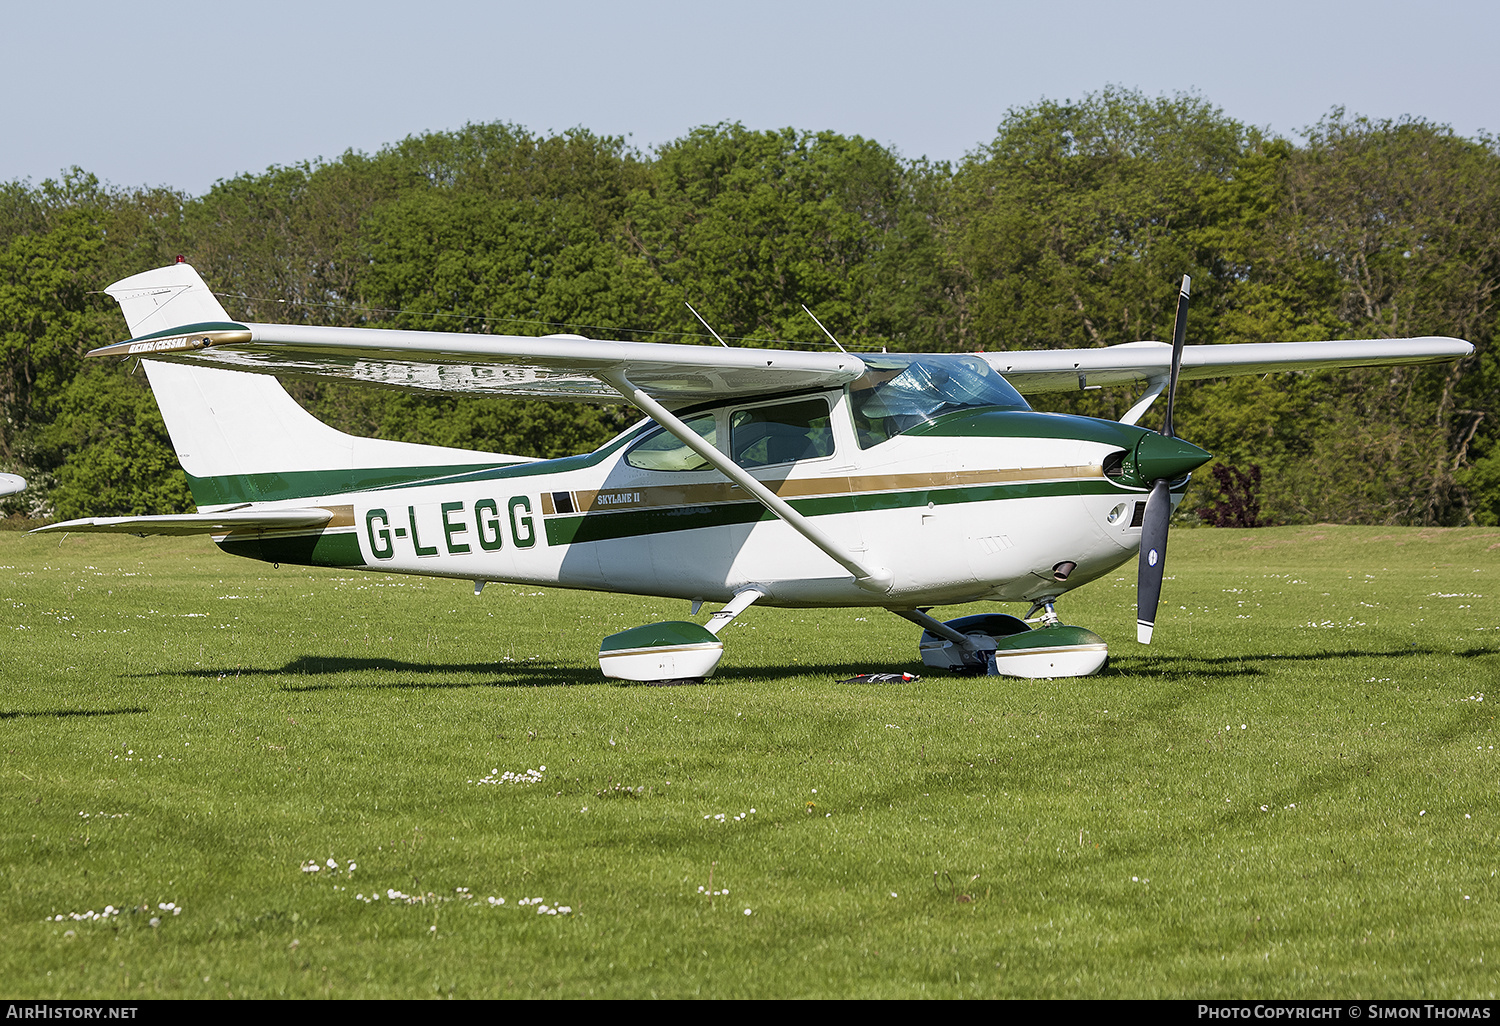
xmin=208 ymin=378 xmax=1177 ymax=611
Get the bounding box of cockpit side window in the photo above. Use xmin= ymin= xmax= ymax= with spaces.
xmin=730 ymin=398 xmax=834 ymax=469
xmin=848 ymin=354 xmax=1029 ymax=448
xmin=624 ymin=414 xmax=718 ymax=471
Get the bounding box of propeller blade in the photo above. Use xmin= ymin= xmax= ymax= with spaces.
xmin=1161 ymin=274 xmax=1190 ymax=439
xmin=1136 ymin=478 xmax=1172 ymax=644
xmin=1138 ymin=274 xmax=1192 ymax=644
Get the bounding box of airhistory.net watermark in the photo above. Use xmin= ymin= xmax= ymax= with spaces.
xmin=4 ymin=1006 xmax=138 ymax=1020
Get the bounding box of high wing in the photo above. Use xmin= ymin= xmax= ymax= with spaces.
xmin=982 ymin=337 xmax=1473 ymax=394
xmin=89 ymin=321 xmax=867 ymax=405
xmin=89 ymin=262 xmax=1470 ymax=403
xmin=89 ymin=321 xmax=1471 ymax=403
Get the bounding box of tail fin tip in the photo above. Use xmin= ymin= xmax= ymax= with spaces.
xmin=105 ymin=262 xmax=230 ymax=338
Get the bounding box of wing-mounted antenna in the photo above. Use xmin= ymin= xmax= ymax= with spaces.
xmin=685 ymin=302 xmax=731 ymax=348
xmin=801 ymin=304 xmax=848 ymax=353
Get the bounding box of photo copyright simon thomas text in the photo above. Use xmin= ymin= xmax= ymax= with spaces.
xmin=1198 ymin=1006 xmax=1492 ymax=1020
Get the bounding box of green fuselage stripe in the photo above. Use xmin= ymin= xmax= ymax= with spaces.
xmin=188 ymin=463 xmax=510 ymax=506
xmin=184 ymin=434 xmax=643 ymax=506
xmin=216 ymin=530 xmax=363 ymax=568
xmin=906 ymin=408 xmax=1148 ymax=447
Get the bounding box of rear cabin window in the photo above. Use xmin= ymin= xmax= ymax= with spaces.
xmin=730 ymin=398 xmax=834 ymax=468
xmin=623 ymin=414 xmax=717 ymax=472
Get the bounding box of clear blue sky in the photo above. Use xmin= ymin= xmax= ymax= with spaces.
xmin=8 ymin=0 xmax=1496 ymax=197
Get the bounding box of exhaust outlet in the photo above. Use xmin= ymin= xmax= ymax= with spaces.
xmin=1052 ymin=561 xmax=1077 ymax=582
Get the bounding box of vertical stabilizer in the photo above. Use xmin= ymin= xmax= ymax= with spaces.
xmin=105 ymin=262 xmax=235 ymax=337
xmin=103 ymin=263 xmax=515 ymax=510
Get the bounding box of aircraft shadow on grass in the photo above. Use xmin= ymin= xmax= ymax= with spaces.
xmin=138 ymin=642 xmax=1496 ymax=691
xmin=0 ymin=706 xmax=148 ymax=719
xmin=159 ymin=655 xmax=878 ymax=690
xmin=1102 ymin=644 xmax=1498 ymax=680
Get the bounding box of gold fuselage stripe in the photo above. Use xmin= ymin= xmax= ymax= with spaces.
xmin=569 ymin=465 xmax=1102 ymax=513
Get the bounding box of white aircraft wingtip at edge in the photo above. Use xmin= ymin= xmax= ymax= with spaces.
xmin=0 ymin=473 xmax=25 ymax=497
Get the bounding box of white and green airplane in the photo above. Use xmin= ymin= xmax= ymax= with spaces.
xmin=36 ymin=262 xmax=1473 ymax=681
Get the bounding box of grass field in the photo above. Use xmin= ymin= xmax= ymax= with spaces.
xmin=1 ymin=525 xmax=1496 ymax=998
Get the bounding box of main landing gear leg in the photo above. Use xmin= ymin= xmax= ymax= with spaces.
xmin=1025 ymin=599 xmax=1062 ymax=627
xmin=704 ymin=587 xmax=766 ymax=636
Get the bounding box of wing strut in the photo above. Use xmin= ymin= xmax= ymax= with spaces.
xmin=599 ymin=371 xmax=893 ymax=593
xmin=1119 ymin=376 xmax=1167 ymax=426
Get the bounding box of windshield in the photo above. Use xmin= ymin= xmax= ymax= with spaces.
xmin=849 ymin=354 xmax=1028 ymax=448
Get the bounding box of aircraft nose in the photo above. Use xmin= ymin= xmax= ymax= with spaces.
xmin=1131 ymin=433 xmax=1212 ymax=483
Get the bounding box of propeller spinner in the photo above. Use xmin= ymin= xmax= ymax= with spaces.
xmin=1136 ymin=275 xmax=1212 ymax=644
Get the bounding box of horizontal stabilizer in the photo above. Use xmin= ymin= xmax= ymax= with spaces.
xmin=31 ymin=509 xmax=333 ymax=537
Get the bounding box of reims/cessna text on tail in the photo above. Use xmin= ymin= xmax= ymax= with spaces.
xmin=37 ymin=262 xmax=1473 ymax=681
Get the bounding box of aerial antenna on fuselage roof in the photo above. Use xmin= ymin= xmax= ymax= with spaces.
xmin=801 ymin=304 xmax=849 ymax=353
xmin=684 ymin=302 xmax=731 ymax=348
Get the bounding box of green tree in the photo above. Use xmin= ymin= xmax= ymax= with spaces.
xmin=0 ymin=205 xmax=109 ymax=457
xmin=953 ymin=90 xmax=1252 ymax=355
xmin=36 ymin=363 xmax=192 ymax=519
xmin=624 ymin=124 xmax=942 ymax=350
xmin=4 ymin=108 xmax=1495 ymax=527
xmin=1243 ymin=113 xmax=1500 ymax=523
